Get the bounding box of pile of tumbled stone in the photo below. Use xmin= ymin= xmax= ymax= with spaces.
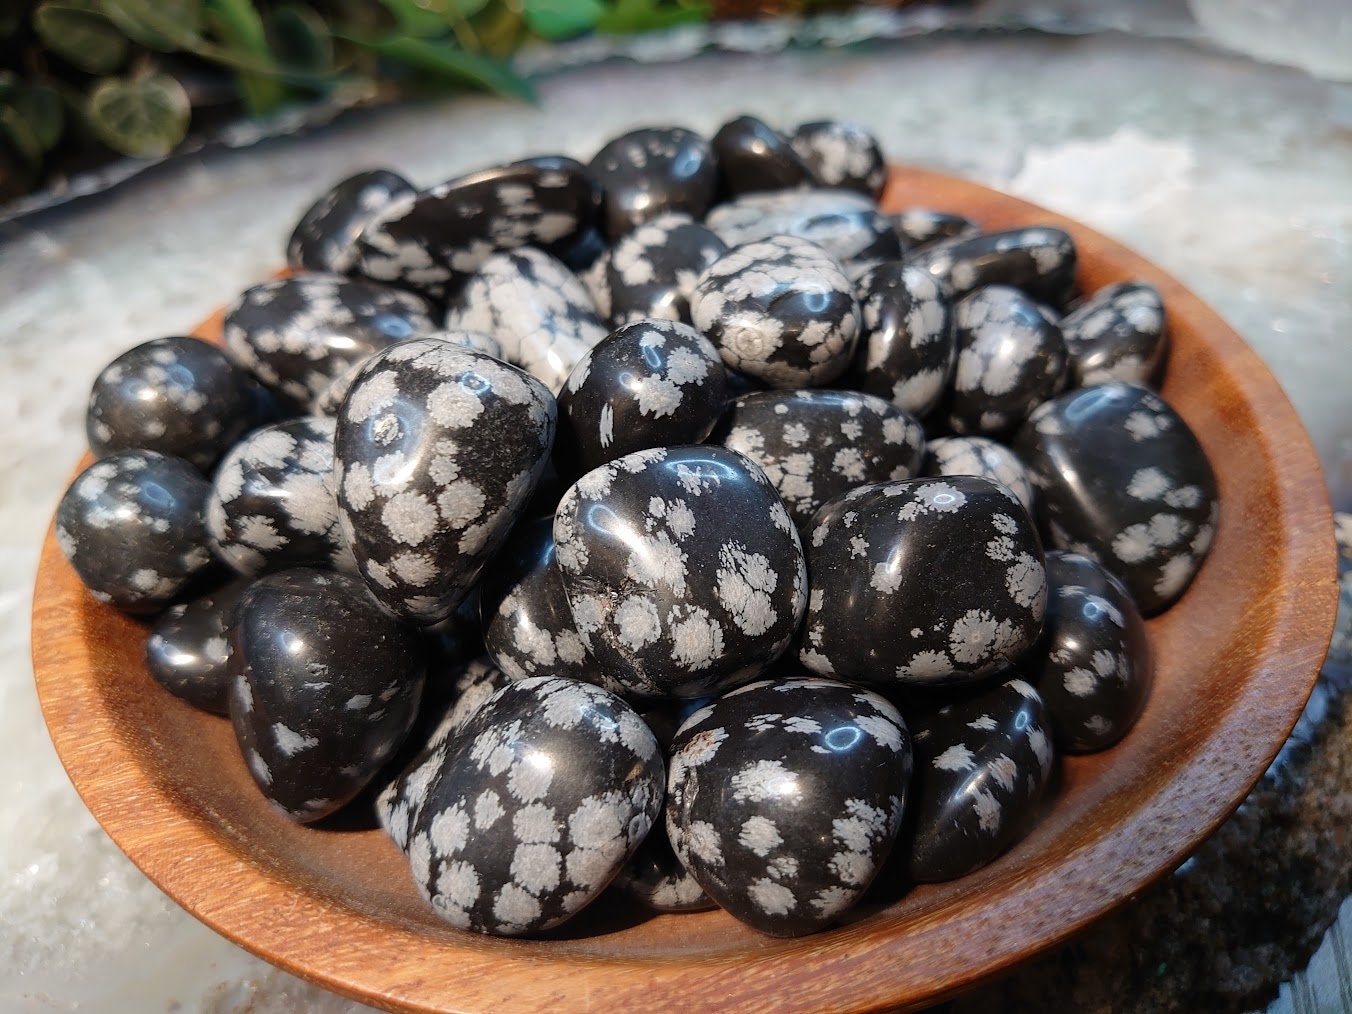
xmin=54 ymin=115 xmax=1217 ymax=939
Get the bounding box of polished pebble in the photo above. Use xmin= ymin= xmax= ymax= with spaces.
xmin=789 ymin=120 xmax=887 ymax=200
xmin=905 ymin=677 xmax=1055 ymax=882
xmin=1030 ymin=551 xmax=1153 ymax=752
xmin=1061 ymin=280 xmax=1168 ymax=387
xmin=286 ymin=169 xmax=415 ymax=275
xmin=799 ymin=475 xmax=1046 ymax=690
xmin=229 ymin=567 xmax=427 ymax=823
xmin=355 ymin=160 xmax=599 ymax=300
xmin=445 ymin=247 xmax=607 ymax=394
xmin=905 ymin=226 xmax=1077 ymax=305
xmin=479 ymin=517 xmax=594 ymax=686
xmin=146 ymin=577 xmax=251 ymax=715
xmin=716 ymin=389 xmax=925 ymax=529
xmin=406 ymin=676 xmax=664 ymax=935
xmin=922 ymin=435 xmax=1036 ymax=514
xmin=850 ymin=262 xmax=955 ymax=418
xmin=206 ymin=417 xmax=348 ymax=577
xmin=666 ymin=677 xmax=912 ymax=936
xmin=56 ymin=450 xmax=214 ymax=613
xmin=1015 ymin=381 xmax=1219 ymax=614
xmin=556 ymin=318 xmax=727 ymax=478
xmin=588 ymin=127 xmax=719 ymax=241
xmin=86 ymin=336 xmax=269 ymax=472
xmin=704 ymin=188 xmax=900 ymax=266
xmin=334 ymin=339 xmax=556 ymax=624
xmin=691 ymin=235 xmax=860 ymax=389
xmin=948 ymin=284 xmax=1068 ymax=435
xmin=602 ymin=213 xmax=727 ymax=326
xmin=712 ymin=115 xmax=815 ymax=196
xmin=223 ymin=273 xmax=436 ymax=411
xmin=553 ymin=445 xmax=807 ymax=699
xmin=891 ymin=207 xmax=980 ymax=251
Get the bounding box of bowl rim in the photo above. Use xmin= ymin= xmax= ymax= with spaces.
xmin=32 ymin=163 xmax=1339 ymax=1013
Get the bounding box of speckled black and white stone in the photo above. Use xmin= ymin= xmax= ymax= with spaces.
xmin=948 ymin=285 xmax=1068 ymax=435
xmin=146 ymin=577 xmax=251 ymax=715
xmin=922 ymin=435 xmax=1036 ymax=514
xmin=789 ymin=120 xmax=887 ymax=200
xmin=711 ymin=115 xmax=815 ymax=196
xmin=354 ymin=160 xmax=599 ymax=300
xmin=86 ymin=336 xmax=269 ymax=472
xmin=904 ymin=226 xmax=1078 ymax=305
xmin=601 ymin=213 xmax=728 ymax=326
xmin=56 ymin=450 xmax=213 ymax=613
xmin=1061 ymin=281 xmax=1169 ymax=387
xmin=905 ymin=677 xmax=1055 ymax=882
xmin=587 ymin=127 xmax=719 ymax=241
xmin=716 ymin=390 xmax=925 ymax=529
xmin=229 ymin=568 xmax=426 ymax=823
xmin=611 ymin=815 xmax=713 ymax=913
xmin=312 ymin=328 xmax=504 ymax=417
xmin=555 ymin=319 xmax=727 ymax=478
xmin=690 ymin=236 xmax=860 ymax=389
xmin=405 ymin=676 xmax=664 ymax=936
xmin=286 ymin=169 xmax=416 ymax=275
xmin=890 ymin=208 xmax=980 ymax=252
xmin=377 ymin=656 xmax=517 ymax=850
xmin=479 ymin=517 xmax=595 ymax=686
xmin=799 ymin=475 xmax=1046 ymax=690
xmin=850 ymin=262 xmax=955 ymax=419
xmin=553 ymin=445 xmax=808 ymax=699
xmin=206 ymin=417 xmax=348 ymax=577
xmin=222 ymin=274 xmax=436 ymax=411
xmin=334 ymin=339 xmax=556 ymax=624
xmin=508 ymin=155 xmax=606 ymax=266
xmin=704 ymin=189 xmax=901 ymax=266
xmin=666 ymin=677 xmax=911 ymax=936
xmin=1014 ymin=382 xmax=1219 ymax=615
xmin=1029 ymin=551 xmax=1153 ymax=753
xmin=444 ymin=247 xmax=608 ymax=393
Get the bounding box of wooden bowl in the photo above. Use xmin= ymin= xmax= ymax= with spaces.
xmin=32 ymin=166 xmax=1338 ymax=1013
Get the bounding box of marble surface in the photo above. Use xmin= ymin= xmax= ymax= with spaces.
xmin=3 ymin=22 xmax=1350 ymax=1014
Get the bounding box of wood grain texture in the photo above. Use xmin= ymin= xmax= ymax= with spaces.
xmin=31 ymin=165 xmax=1339 ymax=1013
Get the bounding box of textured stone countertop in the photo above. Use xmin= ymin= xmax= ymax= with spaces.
xmin=2 ymin=15 xmax=1350 ymax=1014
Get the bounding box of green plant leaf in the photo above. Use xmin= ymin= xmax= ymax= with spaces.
xmin=376 ymin=0 xmax=448 ymax=38
xmin=10 ymin=84 xmax=66 ymax=151
xmin=347 ymin=32 xmax=535 ymax=101
xmin=85 ymin=71 xmax=190 ymax=157
xmin=594 ymin=0 xmax=709 ymax=33
xmin=0 ymin=105 xmax=44 ymax=167
xmin=100 ymin=0 xmax=204 ymax=50
xmin=205 ymin=0 xmax=286 ymax=114
xmin=522 ymin=0 xmax=603 ymax=40
xmin=33 ymin=0 xmax=129 ymax=74
xmin=268 ymin=4 xmax=333 ymax=74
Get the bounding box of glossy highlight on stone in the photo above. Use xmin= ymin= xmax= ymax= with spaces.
xmin=1061 ymin=280 xmax=1168 ymax=387
xmin=287 ymin=169 xmax=416 ymax=275
xmin=588 ymin=127 xmax=719 ymax=241
xmin=905 ymin=226 xmax=1077 ymax=305
xmin=705 ymin=188 xmax=900 ymax=267
xmin=666 ymin=677 xmax=912 ymax=936
xmin=712 ymin=115 xmax=815 ymax=196
xmin=146 ymin=577 xmax=251 ymax=715
xmin=850 ymin=262 xmax=954 ymax=418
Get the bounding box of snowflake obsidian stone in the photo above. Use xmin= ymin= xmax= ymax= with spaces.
xmin=691 ymin=236 xmax=860 ymax=389
xmin=553 ymin=445 xmax=808 ymax=699
xmin=849 ymin=261 xmax=954 ymax=419
xmin=287 ymin=168 xmax=415 ymax=274
xmin=601 ymin=213 xmax=727 ymax=327
xmin=799 ymin=475 xmax=1047 ymax=690
xmin=666 ymin=677 xmax=912 ymax=936
xmin=334 ymin=338 xmax=556 ymax=624
xmin=207 ymin=416 xmax=349 ymax=577
xmin=406 ymin=676 xmax=665 ymax=936
xmin=904 ymin=225 xmax=1077 ymax=305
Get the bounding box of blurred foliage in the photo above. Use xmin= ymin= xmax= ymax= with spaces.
xmin=0 ymin=0 xmax=716 ymax=199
